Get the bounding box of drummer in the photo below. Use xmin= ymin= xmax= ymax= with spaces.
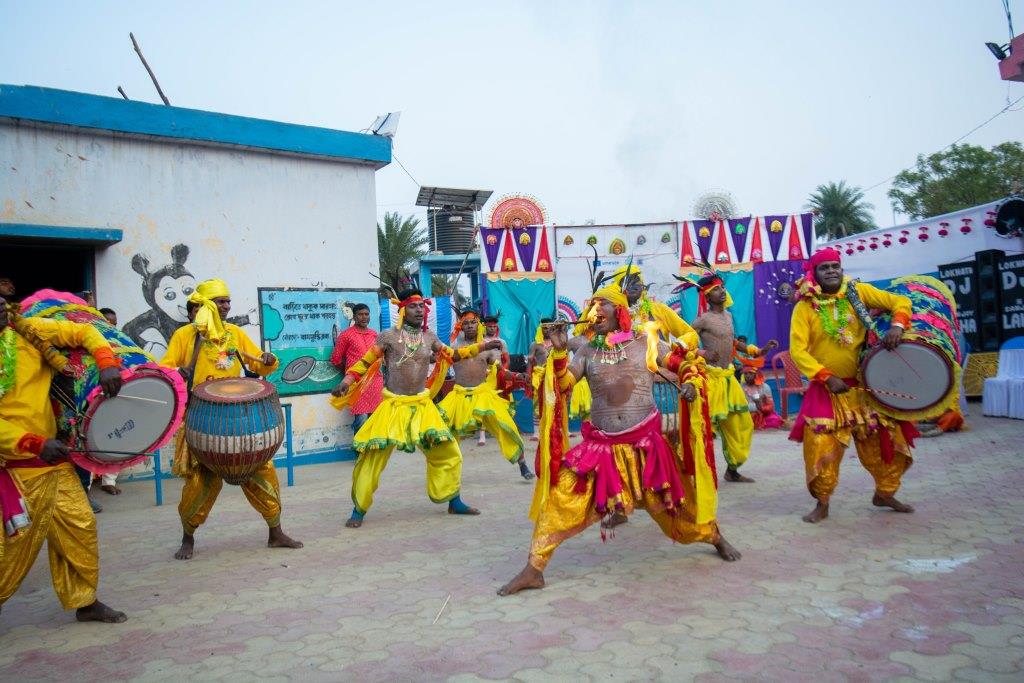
xmin=161 ymin=279 xmax=303 ymax=559
xmin=0 ymin=295 xmax=127 ymax=622
xmin=788 ymin=248 xmax=918 ymax=524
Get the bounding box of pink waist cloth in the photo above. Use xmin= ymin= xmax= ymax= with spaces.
xmin=563 ymin=410 xmax=685 ymax=515
xmin=0 ymin=469 xmax=31 ymax=537
xmin=789 ymin=378 xmax=918 ymax=464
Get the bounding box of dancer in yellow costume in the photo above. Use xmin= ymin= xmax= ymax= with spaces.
xmin=161 ymin=279 xmax=302 ymax=559
xmin=0 ymin=295 xmax=126 ymax=622
xmin=689 ymin=273 xmax=776 ymax=483
xmin=330 ymin=289 xmax=502 ymax=528
xmin=498 ymin=285 xmax=739 ymax=595
xmin=437 ymin=309 xmax=533 ymax=480
xmin=789 ymin=249 xmax=917 ymax=523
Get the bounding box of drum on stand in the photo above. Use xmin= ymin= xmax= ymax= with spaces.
xmin=185 ymin=377 xmax=285 ymax=485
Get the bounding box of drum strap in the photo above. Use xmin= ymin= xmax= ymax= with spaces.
xmin=186 ymin=333 xmax=203 ymax=395
xmin=845 ymin=279 xmax=876 ymax=333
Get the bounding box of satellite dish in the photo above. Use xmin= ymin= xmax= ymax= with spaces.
xmin=369 ymin=112 xmax=401 ymax=139
xmin=994 ymin=197 xmax=1024 ymax=238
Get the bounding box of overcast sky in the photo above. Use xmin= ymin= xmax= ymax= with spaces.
xmin=2 ymin=1 xmax=1022 ymax=230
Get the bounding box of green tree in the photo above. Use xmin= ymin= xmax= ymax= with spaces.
xmin=376 ymin=212 xmax=428 ymax=293
xmin=806 ymin=181 xmax=876 ymax=240
xmin=430 ymin=274 xmax=469 ymax=309
xmin=888 ymin=142 xmax=1024 ymax=219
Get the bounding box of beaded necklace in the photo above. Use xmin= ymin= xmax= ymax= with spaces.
xmin=804 ymin=279 xmax=856 ymax=346
xmin=589 ymin=331 xmax=636 ymax=364
xmin=396 ymin=325 xmax=424 ymax=366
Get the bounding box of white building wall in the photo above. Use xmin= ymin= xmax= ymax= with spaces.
xmin=1 ymin=121 xmax=381 ymax=461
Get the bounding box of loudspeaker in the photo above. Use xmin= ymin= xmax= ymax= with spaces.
xmin=994 ymin=197 xmax=1024 ymax=238
xmin=975 ymin=249 xmax=1005 ymax=351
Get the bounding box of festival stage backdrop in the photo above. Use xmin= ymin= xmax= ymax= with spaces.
xmin=678 ymin=267 xmax=758 ymax=345
xmin=258 ymin=288 xmax=380 ymax=397
xmin=752 ymin=260 xmax=806 ymax=364
xmin=485 ymin=274 xmax=555 ymax=355
xmin=554 ymin=222 xmax=681 ymax=333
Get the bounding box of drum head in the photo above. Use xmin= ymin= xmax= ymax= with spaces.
xmin=85 ymin=374 xmax=179 ymax=461
xmin=193 ymin=377 xmax=277 ymax=404
xmin=862 ymin=341 xmax=952 ymax=412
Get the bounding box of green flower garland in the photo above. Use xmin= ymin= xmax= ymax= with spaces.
xmin=0 ymin=327 xmax=17 ymax=399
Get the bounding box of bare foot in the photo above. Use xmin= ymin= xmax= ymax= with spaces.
xmin=802 ymin=502 xmax=829 ymax=523
xmin=448 ymin=503 xmax=481 ymax=515
xmin=497 ymin=565 xmax=545 ymax=596
xmin=100 ymin=484 xmax=121 ymax=495
xmin=600 ymin=511 xmax=629 ymax=529
xmin=872 ymin=494 xmax=914 ymax=513
xmin=345 ymin=516 xmax=363 ymax=528
xmin=268 ymin=526 xmax=304 ymax=548
xmin=174 ymin=533 xmax=195 ymax=560
xmin=713 ymin=535 xmax=741 ymax=561
xmin=724 ymin=469 xmax=755 ymax=483
xmin=75 ymin=600 xmax=127 ymax=623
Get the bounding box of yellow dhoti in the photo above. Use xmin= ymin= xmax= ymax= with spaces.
xmin=437 ymin=383 xmax=524 ymax=463
xmin=351 ymin=389 xmax=463 ymax=514
xmin=172 ymin=430 xmax=282 ymax=534
xmin=0 ymin=466 xmax=98 ymax=610
xmin=799 ymin=386 xmax=913 ymax=502
xmin=529 ymin=443 xmax=719 ymax=571
xmin=569 ymin=377 xmax=592 ymax=420
xmin=705 ymin=365 xmax=753 ymax=469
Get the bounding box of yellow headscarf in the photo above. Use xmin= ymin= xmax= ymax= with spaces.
xmin=189 ymin=278 xmax=231 ymax=344
xmin=611 ymin=265 xmax=644 ymax=287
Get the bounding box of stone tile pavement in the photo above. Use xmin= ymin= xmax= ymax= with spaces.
xmin=1 ymin=414 xmax=1022 ymax=681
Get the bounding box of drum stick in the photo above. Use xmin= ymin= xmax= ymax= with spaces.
xmin=890 ymin=348 xmax=923 ymax=380
xmin=116 ymin=394 xmax=169 ymax=405
xmin=855 ymin=386 xmax=917 ymax=401
xmin=73 ymin=449 xmax=153 ymax=456
xmin=238 ymin=350 xmax=275 ymax=365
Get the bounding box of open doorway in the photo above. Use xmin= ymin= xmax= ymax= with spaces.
xmin=1 ymin=241 xmax=94 ymax=303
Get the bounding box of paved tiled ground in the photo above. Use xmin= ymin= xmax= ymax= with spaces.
xmin=1 ymin=414 xmax=1022 ymax=681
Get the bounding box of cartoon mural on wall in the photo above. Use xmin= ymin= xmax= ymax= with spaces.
xmin=122 ymin=244 xmax=196 ymax=358
xmin=122 ymin=243 xmax=252 ymax=358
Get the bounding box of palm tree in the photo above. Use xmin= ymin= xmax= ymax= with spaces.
xmin=431 ymin=274 xmax=469 ymax=309
xmin=377 ymin=212 xmax=428 ymax=293
xmin=806 ymin=181 xmax=876 ymax=241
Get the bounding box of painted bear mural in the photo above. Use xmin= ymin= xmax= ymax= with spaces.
xmin=122 ymin=243 xmax=196 ymax=358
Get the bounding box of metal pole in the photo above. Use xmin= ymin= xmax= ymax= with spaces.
xmin=153 ymin=448 xmax=163 ymax=506
xmin=283 ymin=403 xmax=294 ymax=487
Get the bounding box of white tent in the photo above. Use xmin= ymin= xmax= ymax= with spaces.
xmin=822 ymin=198 xmax=1024 ymax=281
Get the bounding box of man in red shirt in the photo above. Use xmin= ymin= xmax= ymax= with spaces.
xmin=330 ymin=304 xmax=382 ymax=432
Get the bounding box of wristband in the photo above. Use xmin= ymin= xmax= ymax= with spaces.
xmin=16 ymin=433 xmax=46 ymax=455
xmin=92 ymin=346 xmax=118 ymax=370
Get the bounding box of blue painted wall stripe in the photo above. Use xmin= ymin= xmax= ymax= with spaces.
xmin=0 ymin=222 xmax=123 ymax=244
xmin=0 ymin=84 xmax=391 ymax=167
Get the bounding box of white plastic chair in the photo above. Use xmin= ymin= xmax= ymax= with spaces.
xmin=982 ymin=336 xmax=1024 ymax=419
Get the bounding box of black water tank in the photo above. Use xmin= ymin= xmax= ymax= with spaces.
xmin=428 ymin=209 xmax=476 ymax=254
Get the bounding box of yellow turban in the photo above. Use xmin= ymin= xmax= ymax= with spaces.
xmin=611 ymin=265 xmax=644 ymax=287
xmin=591 ymin=283 xmax=629 ymax=309
xmin=189 ymin=278 xmax=231 ymax=343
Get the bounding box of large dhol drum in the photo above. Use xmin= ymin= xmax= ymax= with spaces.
xmin=860 ymin=275 xmax=962 ymax=422
xmin=21 ymin=290 xmax=186 ymax=474
xmin=185 ymin=377 xmax=285 ymax=485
